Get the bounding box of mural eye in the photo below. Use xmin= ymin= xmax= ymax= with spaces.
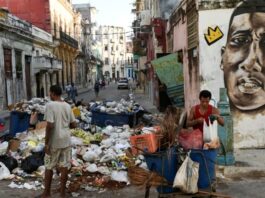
xmin=231 ymin=35 xmax=251 ymax=46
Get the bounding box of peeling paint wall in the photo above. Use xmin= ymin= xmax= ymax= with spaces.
xmin=198 ymin=3 xmax=265 ymax=148
xmin=0 ymin=32 xmax=32 ymax=108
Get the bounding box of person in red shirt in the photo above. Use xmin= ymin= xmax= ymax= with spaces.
xmin=187 ymin=90 xmax=224 ymax=133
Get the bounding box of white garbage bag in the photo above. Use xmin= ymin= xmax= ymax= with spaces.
xmin=0 ymin=162 xmax=11 ymax=180
xmin=111 ymin=170 xmax=129 ymax=183
xmin=173 ymin=155 xmax=199 ymax=194
xmin=203 ymin=120 xmax=218 ymax=143
xmin=86 ymin=164 xmax=98 ymax=173
xmin=82 ymin=150 xmax=98 ymax=162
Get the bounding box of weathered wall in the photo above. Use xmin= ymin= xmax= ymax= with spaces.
xmin=0 ymin=32 xmax=33 ymax=107
xmin=0 ymin=0 xmax=50 ymax=32
xmin=198 ymin=5 xmax=265 ymax=148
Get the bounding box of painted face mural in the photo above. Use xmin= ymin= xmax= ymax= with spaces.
xmin=221 ymin=11 xmax=265 ymax=112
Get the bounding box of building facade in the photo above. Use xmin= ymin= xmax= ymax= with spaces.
xmin=98 ymin=26 xmax=126 ymax=81
xmin=0 ymin=8 xmax=61 ymax=109
xmin=0 ymin=0 xmax=80 ymax=91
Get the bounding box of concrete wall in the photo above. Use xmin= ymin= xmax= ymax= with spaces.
xmin=198 ymin=7 xmax=265 ymax=148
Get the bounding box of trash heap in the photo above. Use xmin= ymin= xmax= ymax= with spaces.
xmin=0 ymin=97 xmax=163 ymax=196
xmin=90 ymin=99 xmax=144 ymax=114
xmin=8 ymin=97 xmax=49 ymax=114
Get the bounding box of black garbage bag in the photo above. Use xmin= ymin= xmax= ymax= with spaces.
xmin=21 ymin=151 xmax=45 ymax=174
xmin=0 ymin=155 xmax=18 ymax=172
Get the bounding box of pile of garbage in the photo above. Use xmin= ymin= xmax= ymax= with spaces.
xmin=0 ymin=96 xmax=171 ymax=196
xmin=90 ymin=99 xmax=144 ymax=115
xmin=8 ymin=98 xmax=49 ymax=114
xmin=0 ymin=123 xmax=149 ymax=193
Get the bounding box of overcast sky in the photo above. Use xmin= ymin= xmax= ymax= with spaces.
xmin=72 ymin=0 xmax=135 ymax=33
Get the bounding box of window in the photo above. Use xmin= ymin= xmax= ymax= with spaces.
xmin=15 ymin=50 xmax=22 ymax=79
xmin=105 ymin=45 xmax=108 ymax=51
xmin=111 ymin=46 xmax=114 ymax=51
xmin=105 ymin=58 xmax=109 ymax=65
xmin=116 ymin=45 xmax=118 ymax=51
xmin=3 ymin=48 xmax=12 ymax=78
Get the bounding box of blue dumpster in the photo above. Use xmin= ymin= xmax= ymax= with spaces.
xmin=144 ymin=147 xmax=179 ymax=194
xmin=9 ymin=111 xmax=30 ymax=136
xmin=190 ymin=149 xmax=217 ymax=189
xmin=91 ymin=108 xmax=140 ymax=127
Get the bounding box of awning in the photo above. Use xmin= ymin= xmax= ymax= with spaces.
xmin=151 ymin=53 xmax=184 ymax=107
xmin=151 ymin=53 xmax=183 ymax=88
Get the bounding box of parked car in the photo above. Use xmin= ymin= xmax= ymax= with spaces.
xmin=117 ymin=78 xmax=129 ymax=89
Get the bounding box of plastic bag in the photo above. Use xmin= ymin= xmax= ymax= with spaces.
xmin=173 ymin=155 xmax=199 ymax=194
xmin=203 ymin=120 xmax=218 ymax=143
xmin=178 ymin=129 xmax=203 ymax=150
xmin=30 ymin=112 xmax=38 ymax=125
xmin=0 ymin=162 xmax=10 ymax=180
xmin=21 ymin=151 xmax=44 ymax=173
xmin=0 ymin=155 xmax=18 ymax=172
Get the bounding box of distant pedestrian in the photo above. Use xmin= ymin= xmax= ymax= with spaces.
xmin=65 ymin=84 xmax=71 ymax=99
xmin=70 ymin=82 xmax=77 ymax=103
xmin=94 ymin=81 xmax=100 ymax=99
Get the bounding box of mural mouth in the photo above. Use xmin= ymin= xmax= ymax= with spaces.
xmin=237 ymin=77 xmax=263 ymax=94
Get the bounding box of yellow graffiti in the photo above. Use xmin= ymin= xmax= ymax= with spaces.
xmin=204 ymin=26 xmax=224 ymax=45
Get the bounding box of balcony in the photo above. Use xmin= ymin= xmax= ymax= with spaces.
xmin=120 ymin=52 xmax=124 ymax=55
xmin=140 ymin=10 xmax=151 ymax=27
xmin=111 ymin=50 xmax=115 ymax=55
xmin=119 ymin=39 xmax=124 ymax=44
xmin=60 ymin=30 xmax=78 ymax=49
xmin=110 ymin=39 xmax=114 ymax=43
xmin=52 ymin=58 xmax=63 ymax=70
xmin=32 ymin=56 xmax=52 ymax=70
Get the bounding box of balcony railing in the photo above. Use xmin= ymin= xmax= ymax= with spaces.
xmin=32 ymin=56 xmax=52 ymax=70
xmin=52 ymin=59 xmax=63 ymax=70
xmin=60 ymin=30 xmax=78 ymax=49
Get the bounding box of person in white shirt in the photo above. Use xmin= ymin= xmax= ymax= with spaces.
xmin=41 ymin=85 xmax=76 ymax=198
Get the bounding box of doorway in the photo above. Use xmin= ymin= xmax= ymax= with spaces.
xmin=25 ymin=56 xmax=32 ymax=100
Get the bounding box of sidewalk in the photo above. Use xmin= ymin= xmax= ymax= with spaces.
xmin=217 ymin=149 xmax=265 ymax=179
xmin=133 ymin=88 xmax=159 ymax=114
xmin=62 ymin=85 xmax=93 ymax=98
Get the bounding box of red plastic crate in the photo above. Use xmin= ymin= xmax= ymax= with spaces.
xmin=130 ymin=133 xmax=159 ymax=155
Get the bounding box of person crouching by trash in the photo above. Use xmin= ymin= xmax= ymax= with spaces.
xmin=186 ymin=90 xmax=224 ymax=149
xmin=40 ymin=85 xmax=76 ymax=198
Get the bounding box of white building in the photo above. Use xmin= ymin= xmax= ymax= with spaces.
xmin=97 ymin=26 xmax=126 ymax=80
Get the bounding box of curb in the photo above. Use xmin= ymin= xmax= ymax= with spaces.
xmin=217 ymin=165 xmax=265 ymax=179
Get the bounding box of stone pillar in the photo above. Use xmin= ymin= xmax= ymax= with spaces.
xmin=217 ymin=88 xmax=235 ymax=165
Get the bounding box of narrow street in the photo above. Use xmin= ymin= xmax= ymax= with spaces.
xmin=0 ymin=84 xmax=265 ymax=197
xmin=76 ymin=82 xmax=132 ymax=104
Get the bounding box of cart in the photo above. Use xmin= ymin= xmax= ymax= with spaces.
xmin=137 ymin=147 xmax=229 ymax=198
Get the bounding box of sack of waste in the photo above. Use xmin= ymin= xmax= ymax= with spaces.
xmin=0 ymin=162 xmax=10 ymax=180
xmin=0 ymin=155 xmax=18 ymax=172
xmin=21 ymin=151 xmax=44 ymax=173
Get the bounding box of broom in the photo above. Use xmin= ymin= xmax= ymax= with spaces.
xmin=128 ymin=166 xmax=168 ymax=187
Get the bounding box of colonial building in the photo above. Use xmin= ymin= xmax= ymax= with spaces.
xmin=0 ymin=0 xmax=80 ymax=90
xmin=0 ymin=8 xmax=60 ymax=109
xmin=98 ymin=26 xmax=126 ymax=80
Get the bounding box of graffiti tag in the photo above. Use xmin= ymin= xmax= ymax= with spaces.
xmin=204 ymin=26 xmax=224 ymax=45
